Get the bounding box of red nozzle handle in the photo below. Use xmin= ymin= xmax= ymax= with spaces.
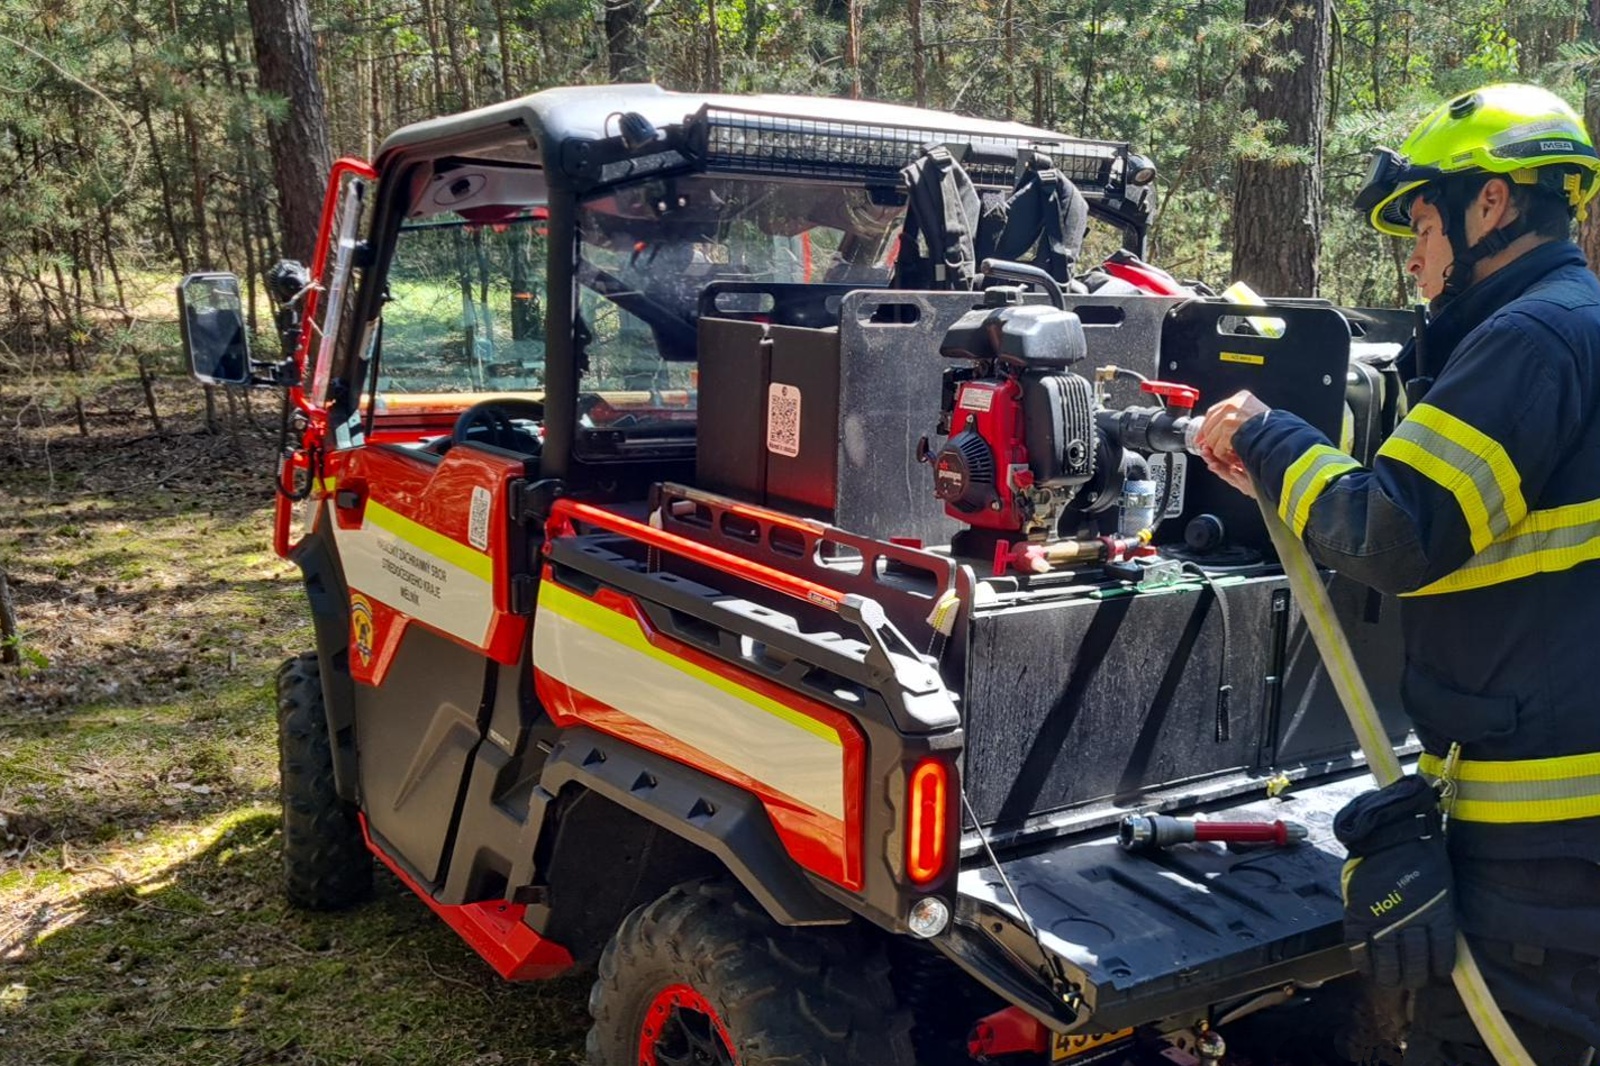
xmin=1191 ymin=820 xmax=1305 ymax=845
xmin=1141 ymin=380 xmax=1200 ymax=412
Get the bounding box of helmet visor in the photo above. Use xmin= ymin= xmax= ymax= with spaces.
xmin=1353 ymin=147 xmax=1442 ymax=219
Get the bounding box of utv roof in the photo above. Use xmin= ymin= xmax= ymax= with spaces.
xmin=378 ymin=83 xmax=1089 ymax=161
xmin=374 ymin=83 xmax=1139 ymax=196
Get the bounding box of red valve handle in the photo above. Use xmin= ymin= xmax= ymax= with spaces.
xmin=1141 ymin=379 xmax=1200 ymax=412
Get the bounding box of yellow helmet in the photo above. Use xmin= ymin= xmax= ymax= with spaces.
xmin=1355 ymin=83 xmax=1600 ymax=237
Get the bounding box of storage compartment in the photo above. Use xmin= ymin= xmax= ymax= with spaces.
xmin=961 ymin=571 xmax=1408 ymax=829
xmin=696 ymin=288 xmax=1179 ymax=547
xmin=696 ymin=289 xmax=983 ymax=545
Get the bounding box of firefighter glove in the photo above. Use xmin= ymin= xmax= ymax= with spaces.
xmin=1333 ymin=775 xmax=1457 ymax=989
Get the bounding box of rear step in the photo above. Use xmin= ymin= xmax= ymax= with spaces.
xmin=957 ymin=767 xmax=1387 ymax=1033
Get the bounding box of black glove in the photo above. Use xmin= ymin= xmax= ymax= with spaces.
xmin=1333 ymin=775 xmax=1457 ymax=989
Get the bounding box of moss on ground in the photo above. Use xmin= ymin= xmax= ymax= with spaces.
xmin=1 ymin=373 xmax=588 ymax=1065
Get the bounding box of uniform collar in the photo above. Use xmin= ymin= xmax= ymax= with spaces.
xmin=1425 ymin=240 xmax=1587 ymax=360
xmin=1399 ymin=241 xmax=1587 ymax=386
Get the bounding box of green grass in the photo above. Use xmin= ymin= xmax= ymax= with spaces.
xmin=0 ymin=370 xmax=589 ymax=1065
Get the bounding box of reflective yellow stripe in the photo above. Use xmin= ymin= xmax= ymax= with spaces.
xmin=1278 ymin=445 xmax=1361 ymax=536
xmin=1405 ymin=498 xmax=1600 ymax=596
xmin=1278 ymin=448 xmax=1323 ymax=524
xmin=539 ymin=581 xmax=843 ymax=747
xmin=1420 ymin=749 xmax=1600 ymax=783
xmin=1407 ymin=405 xmax=1525 ymax=525
xmin=1378 ymin=437 xmax=1495 ymax=551
xmin=1418 ymin=750 xmax=1600 ymax=823
xmin=1442 ymin=794 xmax=1600 ymax=824
xmin=1377 ymin=404 xmax=1525 ymax=554
xmin=1291 ymin=451 xmax=1361 ymax=536
xmin=365 ymin=500 xmax=493 ymax=583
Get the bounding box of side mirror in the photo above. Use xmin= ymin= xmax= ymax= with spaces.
xmin=177 ymin=272 xmax=253 ymax=387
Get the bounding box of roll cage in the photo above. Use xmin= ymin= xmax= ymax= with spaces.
xmin=323 ymin=86 xmax=1152 ymax=495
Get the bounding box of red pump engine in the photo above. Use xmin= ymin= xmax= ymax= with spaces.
xmin=929 ymin=291 xmax=1201 ymax=554
xmin=935 ymin=377 xmax=1047 ymax=530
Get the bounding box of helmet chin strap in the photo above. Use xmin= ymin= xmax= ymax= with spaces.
xmin=1425 ymin=179 xmax=1534 ymax=301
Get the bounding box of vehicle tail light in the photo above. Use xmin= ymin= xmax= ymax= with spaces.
xmin=906 ymin=758 xmax=949 ymax=885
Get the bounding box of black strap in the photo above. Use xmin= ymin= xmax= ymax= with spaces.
xmin=1180 ymin=562 xmax=1234 ymax=743
xmin=1432 ymin=175 xmax=1535 ymax=301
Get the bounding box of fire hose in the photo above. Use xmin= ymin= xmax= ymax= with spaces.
xmin=1255 ymin=491 xmax=1535 ymax=1066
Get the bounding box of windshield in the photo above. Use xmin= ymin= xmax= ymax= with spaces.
xmin=368 ymin=177 xmax=904 ymax=449
xmin=574 ymin=175 xmax=902 ymax=448
xmin=375 ymin=211 xmax=549 ymax=399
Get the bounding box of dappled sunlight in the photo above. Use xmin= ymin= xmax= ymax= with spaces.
xmin=0 ymin=804 xmax=590 ymax=1063
xmin=0 ymin=420 xmax=309 ymax=714
xmin=9 ymin=806 xmax=277 ymax=962
xmin=0 ymin=379 xmax=590 ymax=1062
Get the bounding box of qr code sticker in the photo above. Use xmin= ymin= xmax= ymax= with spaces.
xmin=767 ymin=383 xmax=802 ymax=458
xmin=468 ymin=485 xmax=492 ymax=550
xmin=1151 ymin=453 xmax=1187 ymax=519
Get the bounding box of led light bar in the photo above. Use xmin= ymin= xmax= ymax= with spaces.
xmin=688 ymin=105 xmax=1128 ymax=193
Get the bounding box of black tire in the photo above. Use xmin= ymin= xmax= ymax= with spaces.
xmin=586 ymin=879 xmax=916 ymax=1066
xmin=277 ymin=652 xmax=371 ymax=910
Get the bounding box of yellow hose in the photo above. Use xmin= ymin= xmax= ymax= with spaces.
xmin=1255 ymin=493 xmax=1536 ymax=1066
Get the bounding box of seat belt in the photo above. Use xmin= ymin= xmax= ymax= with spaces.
xmin=1255 ymin=494 xmax=1535 ymax=1066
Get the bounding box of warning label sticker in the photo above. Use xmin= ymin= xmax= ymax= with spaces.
xmin=959 ymin=387 xmax=995 ymax=412
xmin=468 ymin=486 xmax=491 ymax=551
xmin=767 ymin=383 xmax=802 ymax=458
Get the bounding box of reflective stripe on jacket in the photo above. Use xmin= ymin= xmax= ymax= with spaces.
xmin=1235 ymin=240 xmax=1600 ymax=863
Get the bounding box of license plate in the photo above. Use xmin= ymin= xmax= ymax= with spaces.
xmin=1052 ymin=1028 xmax=1133 ymax=1062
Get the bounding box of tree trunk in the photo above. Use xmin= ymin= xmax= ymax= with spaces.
xmin=1004 ymin=0 xmax=1016 ymax=119
xmin=179 ymin=109 xmax=212 ymax=268
xmin=246 ymin=0 xmax=334 ymax=262
xmin=0 ymin=570 xmax=18 ymax=666
xmin=909 ymin=0 xmax=926 ymax=107
xmin=138 ymin=352 xmax=166 ymax=438
xmin=1230 ymin=0 xmax=1331 ymax=297
xmin=441 ymin=3 xmax=473 ymax=110
xmin=493 ymin=0 xmax=514 ymax=102
xmin=604 ymin=0 xmax=647 ymax=82
xmin=419 ymin=0 xmax=448 ymax=111
xmin=43 ymin=267 xmax=88 ymax=437
xmin=137 ymin=95 xmax=188 ymax=273
xmin=744 ymin=0 xmax=763 ymax=59
xmin=706 ymin=0 xmax=721 ymax=91
xmin=845 ymin=0 xmax=861 ymax=99
xmin=1583 ymin=0 xmax=1600 ymax=272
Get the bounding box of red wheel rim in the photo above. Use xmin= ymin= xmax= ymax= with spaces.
xmin=638 ymin=982 xmax=738 ymax=1066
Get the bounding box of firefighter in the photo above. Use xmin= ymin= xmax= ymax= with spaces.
xmin=1196 ymin=83 xmax=1600 ymax=1064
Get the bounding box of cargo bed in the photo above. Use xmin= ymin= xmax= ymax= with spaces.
xmin=952 ymin=767 xmax=1395 ymax=1034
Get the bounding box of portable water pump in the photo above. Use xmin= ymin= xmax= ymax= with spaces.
xmin=926 ymin=288 xmax=1202 ymax=570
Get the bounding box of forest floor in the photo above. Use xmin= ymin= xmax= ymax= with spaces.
xmin=0 ymin=369 xmax=589 ymax=1065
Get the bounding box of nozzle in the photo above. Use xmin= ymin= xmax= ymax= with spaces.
xmin=1118 ymin=813 xmax=1308 ymax=851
